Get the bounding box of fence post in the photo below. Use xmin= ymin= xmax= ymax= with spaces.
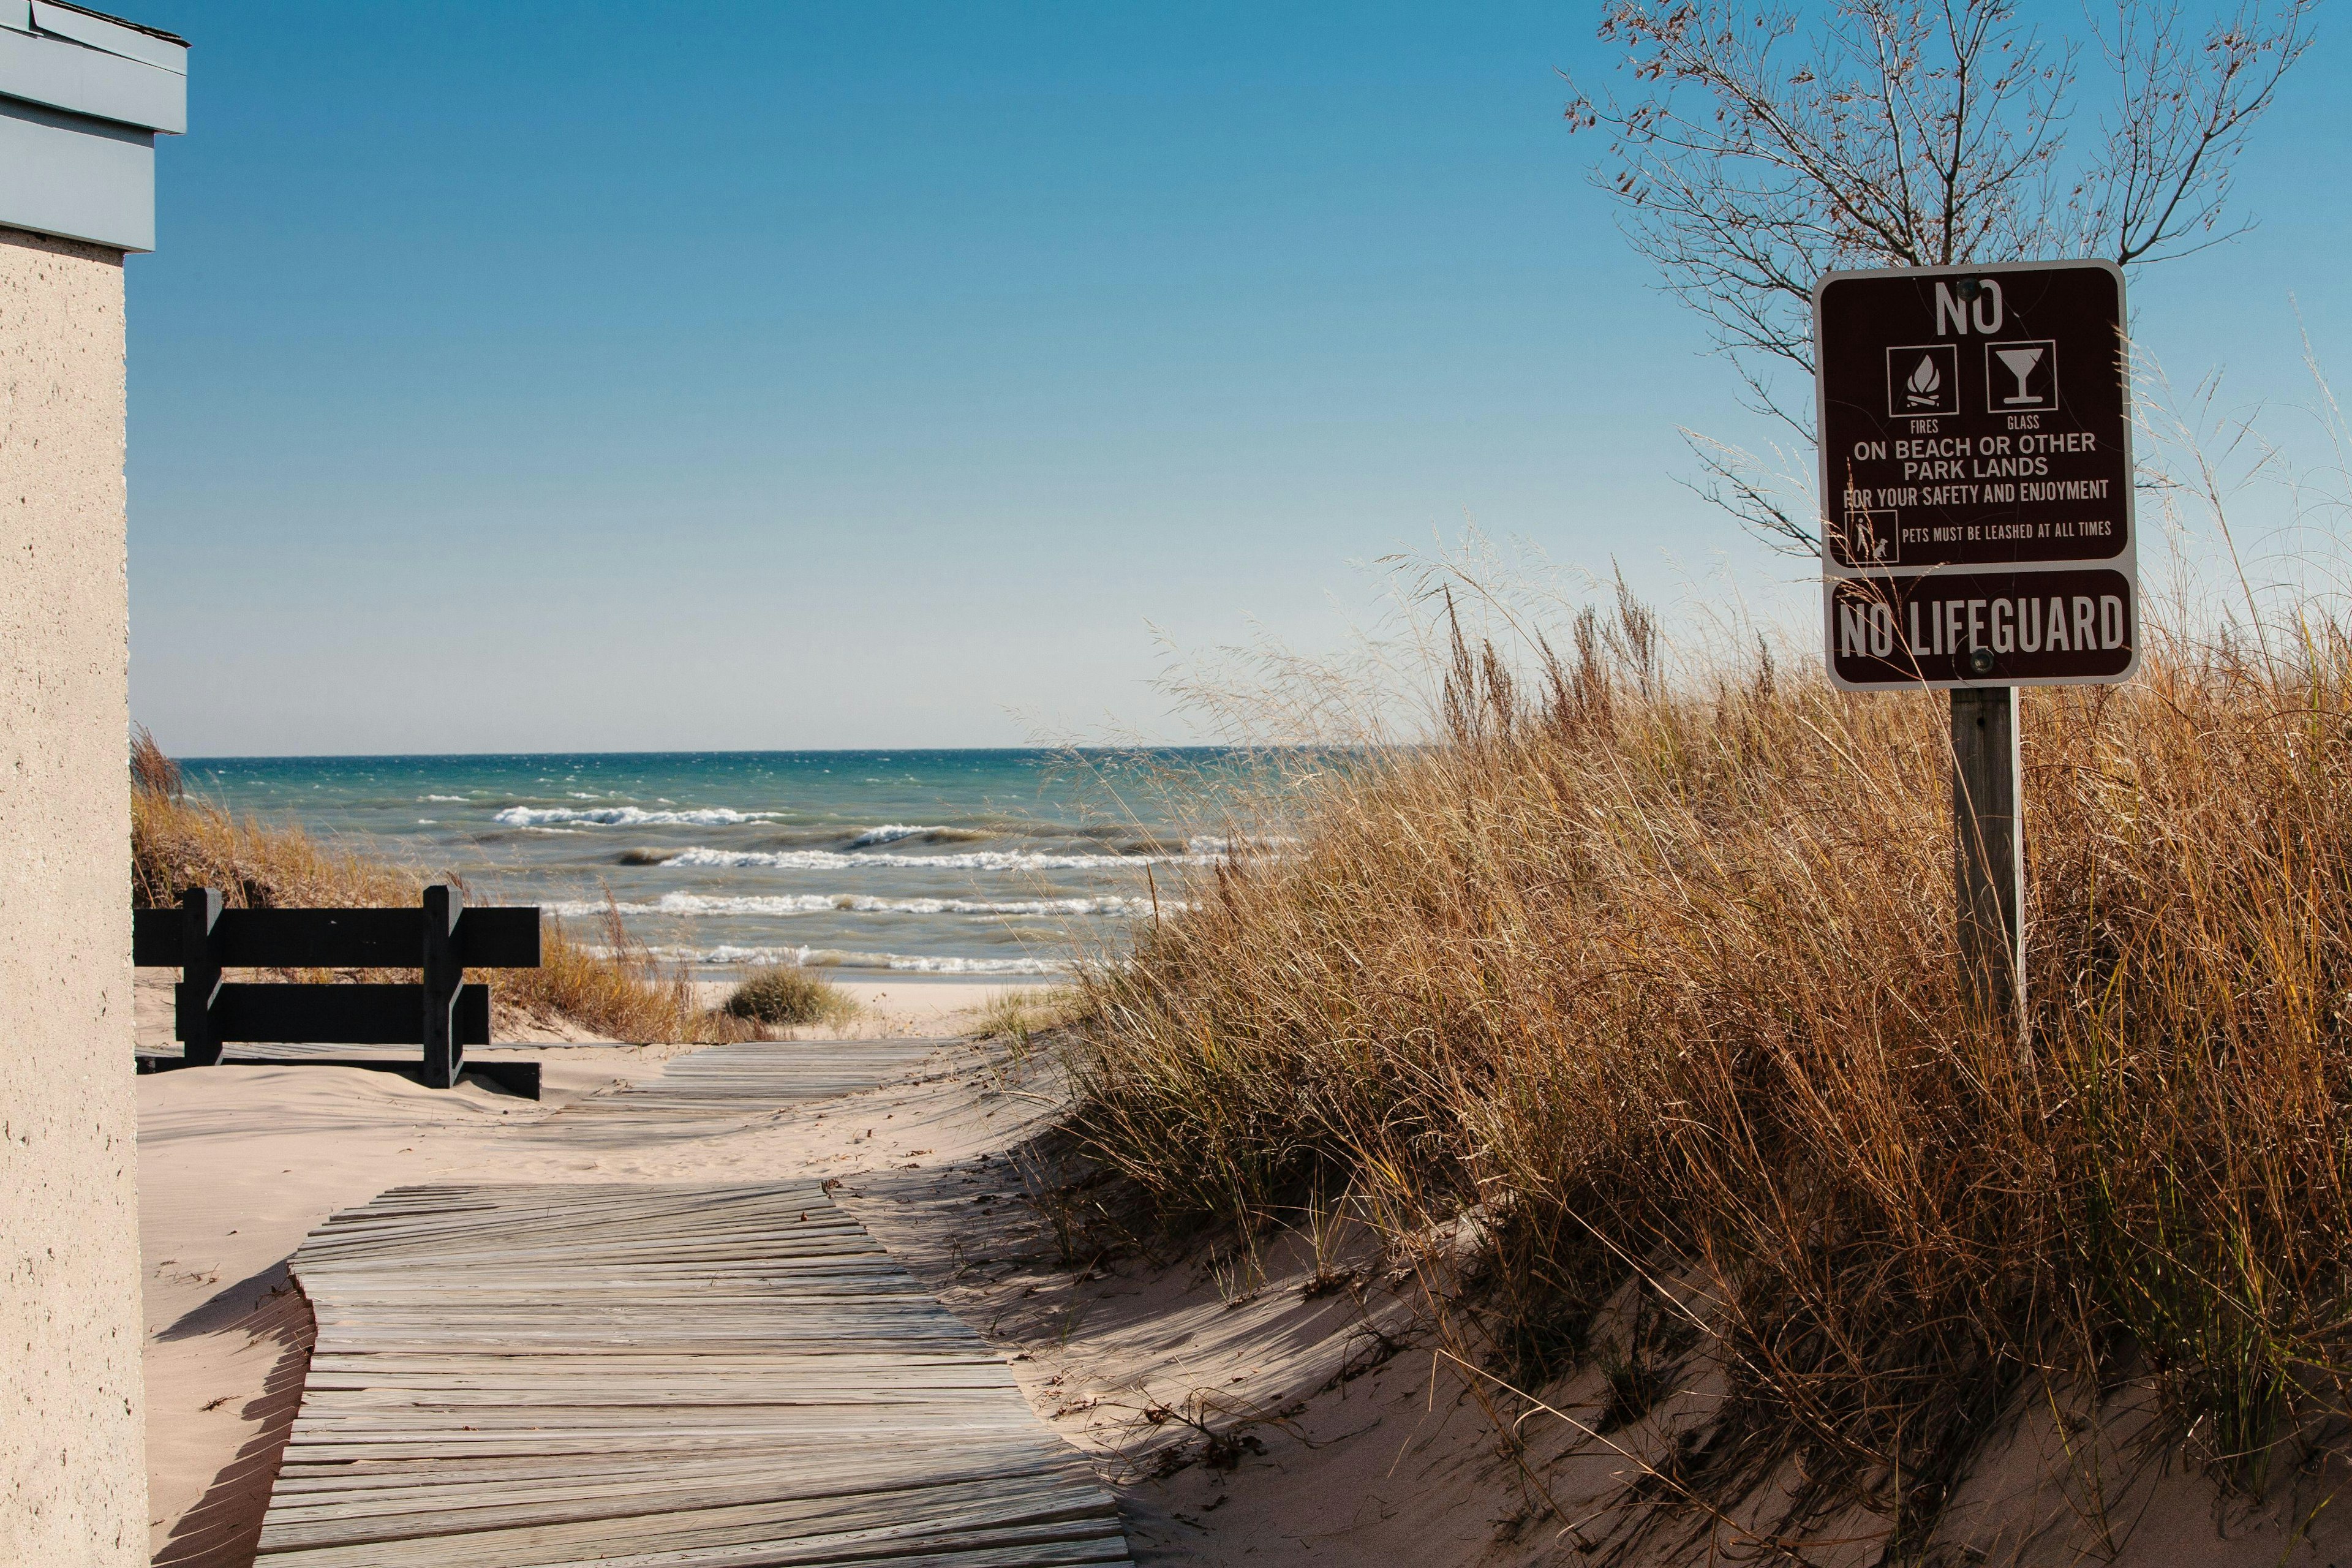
xmin=176 ymin=887 xmax=224 ymax=1065
xmin=1951 ymin=687 xmax=2024 ymax=1033
xmin=420 ymin=884 xmax=462 ymax=1088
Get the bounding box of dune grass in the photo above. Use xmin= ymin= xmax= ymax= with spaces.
xmin=970 ymin=985 xmax=1084 ymax=1053
xmin=1066 ymin=594 xmax=2352 ymax=1540
xmin=130 ymin=729 xmax=750 ymax=1044
xmin=722 ymin=964 xmax=859 ymax=1029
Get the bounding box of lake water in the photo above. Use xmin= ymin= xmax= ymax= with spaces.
xmin=174 ymin=750 xmax=1255 ymax=979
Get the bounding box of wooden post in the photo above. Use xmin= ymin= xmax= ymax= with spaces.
xmin=1951 ymin=687 xmax=2024 ymax=1027
xmin=420 ymin=884 xmax=462 ymax=1089
xmin=176 ymin=886 xmax=225 ymax=1065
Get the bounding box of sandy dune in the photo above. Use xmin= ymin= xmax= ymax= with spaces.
xmin=137 ymin=974 xmax=2343 ymax=1567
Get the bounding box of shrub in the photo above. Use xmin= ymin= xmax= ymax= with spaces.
xmin=722 ymin=964 xmax=858 ymax=1028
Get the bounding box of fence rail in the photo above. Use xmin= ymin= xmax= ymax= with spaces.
xmin=134 ymin=886 xmax=540 ymax=1089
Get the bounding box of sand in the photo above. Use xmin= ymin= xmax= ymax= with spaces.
xmin=687 ymin=975 xmax=1051 ymax=1038
xmin=137 ymin=971 xmax=2352 ymax=1567
xmin=136 ymin=973 xmax=1042 ymax=1565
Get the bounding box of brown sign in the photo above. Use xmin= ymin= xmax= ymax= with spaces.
xmin=1815 ymin=262 xmax=2138 ymax=690
xmin=1826 ymin=570 xmax=2136 ymax=687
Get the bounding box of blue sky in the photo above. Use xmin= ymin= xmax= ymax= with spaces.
xmin=121 ymin=2 xmax=2352 ymax=754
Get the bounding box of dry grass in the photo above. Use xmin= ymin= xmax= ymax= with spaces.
xmin=1068 ymin=595 xmax=2352 ymax=1546
xmin=971 ymin=985 xmax=1085 ymax=1054
xmin=130 ymin=728 xmax=749 ymax=1044
xmin=502 ymin=897 xmax=758 ymax=1044
xmin=131 ymin=730 xmax=417 ymax=913
xmin=722 ymin=964 xmax=859 ymax=1029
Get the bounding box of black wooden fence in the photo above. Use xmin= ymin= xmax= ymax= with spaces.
xmin=134 ymin=885 xmax=541 ymax=1091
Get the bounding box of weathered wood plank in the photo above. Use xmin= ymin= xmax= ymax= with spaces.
xmin=528 ymin=1041 xmax=943 ymax=1146
xmin=134 ymin=903 xmax=541 ymax=969
xmin=256 ymin=1164 xmax=1125 ymax=1562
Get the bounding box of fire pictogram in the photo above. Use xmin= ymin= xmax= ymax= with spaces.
xmin=1905 ymin=356 xmax=1940 ymax=404
xmin=1885 ymin=343 xmax=1959 ymax=417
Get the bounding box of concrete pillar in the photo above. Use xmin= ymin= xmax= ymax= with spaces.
xmin=0 ymin=7 xmax=187 ymax=1562
xmin=0 ymin=224 xmax=144 ymax=1567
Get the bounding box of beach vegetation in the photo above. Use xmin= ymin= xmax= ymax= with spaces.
xmin=1068 ymin=540 xmax=2352 ymax=1545
xmin=970 ymin=984 xmax=1086 ymax=1055
xmin=132 ymin=728 xmax=417 ymax=913
xmin=721 ymin=963 xmax=859 ymax=1029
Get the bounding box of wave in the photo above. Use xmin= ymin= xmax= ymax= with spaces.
xmin=840 ymin=824 xmax=1001 ymax=848
xmin=422 ymin=794 xmax=470 ymax=803
xmin=845 ymin=824 xmax=941 ymax=847
xmin=548 ymin=892 xmax=1173 ymax=919
xmin=662 ymin=846 xmax=1219 ymax=872
xmin=643 ymin=944 xmax=1072 ymax=976
xmin=1189 ymin=834 xmax=1299 ymax=854
xmin=494 ymin=805 xmax=785 ymax=828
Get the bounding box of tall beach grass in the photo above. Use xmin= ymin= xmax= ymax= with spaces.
xmin=1067 ymin=570 xmax=2352 ymax=1538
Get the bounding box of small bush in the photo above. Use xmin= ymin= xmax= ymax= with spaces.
xmin=722 ymin=965 xmax=858 ymax=1028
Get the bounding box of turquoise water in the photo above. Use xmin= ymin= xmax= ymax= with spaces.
xmin=175 ymin=750 xmax=1251 ymax=978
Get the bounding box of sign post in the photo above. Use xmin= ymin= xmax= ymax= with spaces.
xmin=1813 ymin=261 xmax=2137 ymax=1025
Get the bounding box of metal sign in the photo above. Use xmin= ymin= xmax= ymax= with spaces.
xmin=1814 ymin=260 xmax=2137 ymax=690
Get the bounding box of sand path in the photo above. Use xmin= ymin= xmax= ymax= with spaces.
xmin=137 ymin=977 xmax=1611 ymax=1568
xmin=137 ymin=979 xmax=1068 ymax=1566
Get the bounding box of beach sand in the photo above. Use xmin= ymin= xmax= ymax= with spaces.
xmin=688 ymin=974 xmax=1054 ymax=1037
xmin=137 ymin=973 xmax=1041 ymax=1565
xmin=135 ymin=974 xmax=2294 ymax=1567
xmin=139 ymin=957 xmax=1546 ymax=1568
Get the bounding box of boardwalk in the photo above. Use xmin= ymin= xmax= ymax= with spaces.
xmin=538 ymin=1038 xmax=942 ymax=1145
xmin=257 ymin=1182 xmax=1129 ymax=1565
xmin=251 ymin=1040 xmax=1130 ymax=1566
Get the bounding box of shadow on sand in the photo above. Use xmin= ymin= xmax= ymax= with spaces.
xmin=149 ymin=1270 xmax=313 ymax=1568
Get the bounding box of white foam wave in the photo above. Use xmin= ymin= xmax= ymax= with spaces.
xmin=494 ymin=805 xmax=785 ymax=828
xmin=665 ymin=846 xmax=1216 ymax=872
xmin=1186 ymin=833 xmax=1300 ymax=855
xmin=548 ymin=892 xmax=1173 ymax=919
xmin=845 ymin=824 xmax=948 ymax=847
xmin=643 ymin=943 xmax=1072 ymax=976
xmin=422 ymin=794 xmax=469 ymax=803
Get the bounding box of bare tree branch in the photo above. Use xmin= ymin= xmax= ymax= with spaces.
xmin=1566 ymin=0 xmax=2319 ymax=553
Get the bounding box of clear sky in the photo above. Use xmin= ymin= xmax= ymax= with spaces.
xmin=120 ymin=1 xmax=2352 ymax=755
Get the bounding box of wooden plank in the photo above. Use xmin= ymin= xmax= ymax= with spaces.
xmin=175 ymin=887 xmax=225 ymax=1066
xmin=134 ymin=903 xmax=541 ymax=969
xmin=187 ymin=982 xmax=490 ymax=1046
xmin=535 ymin=1040 xmax=941 ymax=1147
xmin=134 ymin=1055 xmax=541 ymax=1098
xmin=422 ymin=886 xmax=464 ymax=1088
xmin=251 ymin=1041 xmax=1128 ymax=1566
